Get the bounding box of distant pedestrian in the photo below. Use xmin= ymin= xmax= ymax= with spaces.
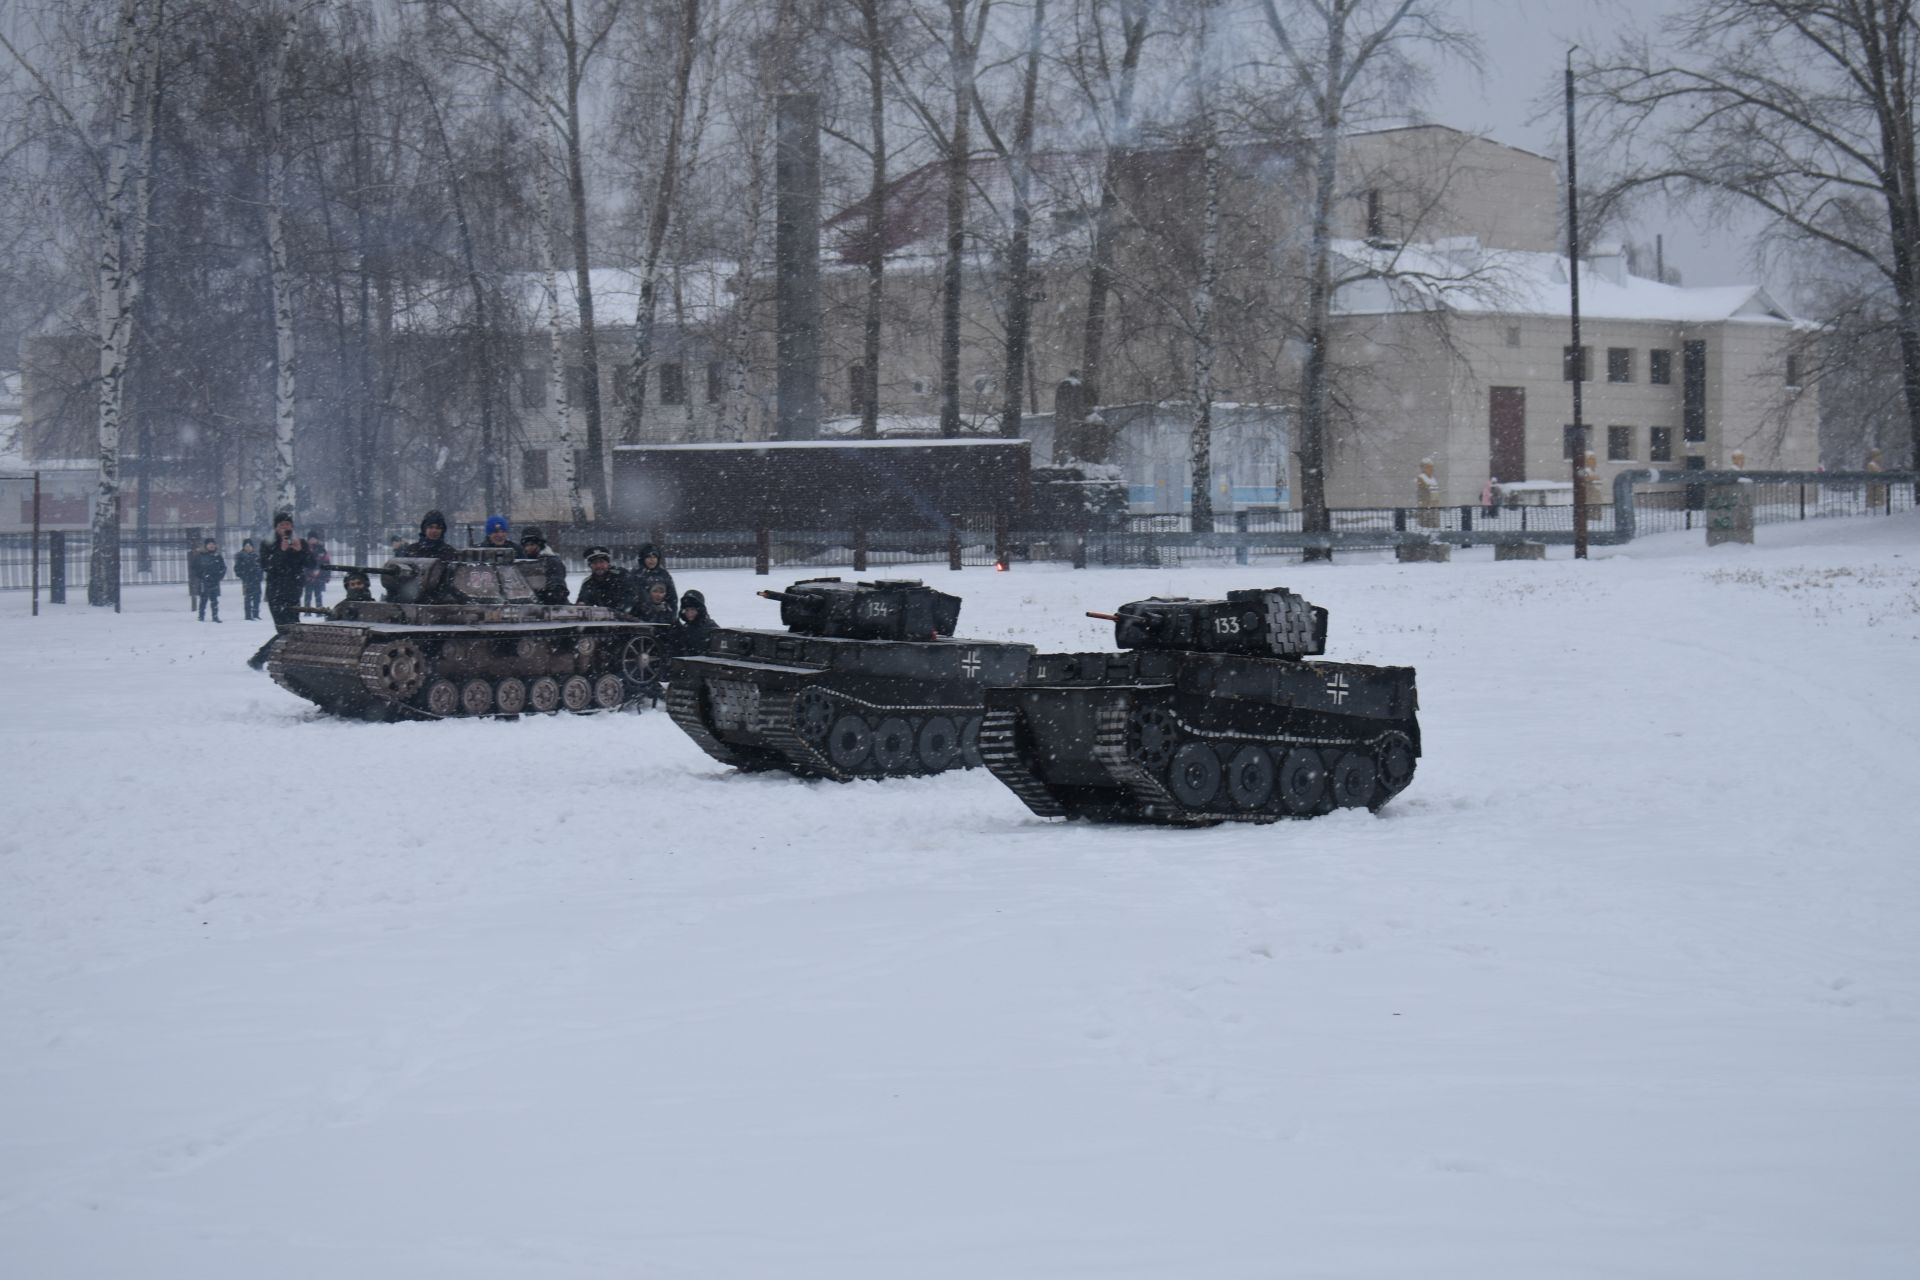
xmin=194 ymin=538 xmax=226 ymax=623
xmin=234 ymin=538 xmax=263 ymax=620
xmin=302 ymin=534 xmax=332 ymax=608
xmin=248 ymin=512 xmax=313 ymax=670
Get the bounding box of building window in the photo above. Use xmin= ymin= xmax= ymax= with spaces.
xmin=1607 ymin=347 xmax=1634 ymax=382
xmin=911 ymin=377 xmax=929 ymax=396
xmin=611 ymin=368 xmax=627 ymax=405
xmin=1365 ymin=188 xmax=1384 ymax=240
xmin=522 ymin=449 xmax=549 ymax=489
xmin=1562 ymin=345 xmax=1591 ymax=382
xmin=1563 ymin=424 xmax=1586 ymax=460
xmin=521 ymin=367 xmax=546 ymax=409
xmin=1650 ymin=427 xmax=1673 ymax=462
xmin=574 ymin=449 xmax=592 ymax=485
xmin=566 ymin=364 xmax=590 ymax=406
xmin=659 ymin=362 xmax=686 ymax=406
xmin=1607 ymin=425 xmax=1634 ymax=461
xmin=1786 ymin=353 xmax=1803 ymax=388
xmin=1650 ymin=349 xmax=1673 ymax=385
xmin=1683 ymin=340 xmax=1708 ymax=442
xmin=1505 ymin=326 xmax=1521 ymax=348
xmin=849 ymin=363 xmax=868 ymax=415
xmin=707 ymin=361 xmax=724 ymax=403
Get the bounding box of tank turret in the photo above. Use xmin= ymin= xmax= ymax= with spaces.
xmin=1091 ymin=587 xmax=1327 ymax=659
xmin=756 ymin=577 xmax=962 ymax=642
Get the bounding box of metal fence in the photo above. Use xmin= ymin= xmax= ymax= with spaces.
xmin=5 ymin=472 xmax=1915 ymax=592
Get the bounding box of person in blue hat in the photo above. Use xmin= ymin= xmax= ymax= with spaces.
xmin=479 ymin=514 xmax=514 ymax=553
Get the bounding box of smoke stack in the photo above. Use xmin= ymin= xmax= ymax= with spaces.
xmin=775 ymin=93 xmax=821 ymax=440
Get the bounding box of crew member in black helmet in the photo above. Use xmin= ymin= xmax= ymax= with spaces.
xmin=403 ymin=510 xmax=457 ymax=561
xmin=574 ymin=546 xmax=633 ymax=610
xmin=517 ymin=527 xmax=570 ymax=604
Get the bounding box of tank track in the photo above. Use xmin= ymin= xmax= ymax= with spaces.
xmin=671 ymin=676 xmax=986 ymax=782
xmin=982 ymin=685 xmax=1418 ymax=825
xmin=269 ymin=625 xmax=653 ymax=722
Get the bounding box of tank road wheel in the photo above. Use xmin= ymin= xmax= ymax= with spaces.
xmin=915 ymin=715 xmax=961 ymax=773
xmin=871 ymin=717 xmax=916 ymax=773
xmin=1371 ymin=732 xmax=1417 ymax=808
xmin=1331 ymin=751 xmax=1378 ymax=809
xmin=1278 ymin=747 xmax=1329 ymax=816
xmin=1130 ymin=707 xmax=1177 ymax=771
xmin=424 ymin=678 xmax=460 ymax=718
xmin=494 ymin=677 xmax=528 ymax=716
xmin=959 ymin=715 xmax=984 ymax=768
xmin=528 ymin=676 xmax=563 ymax=714
xmin=560 ymin=675 xmax=595 ymax=713
xmin=593 ymin=673 xmax=627 ymax=710
xmin=794 ymin=688 xmax=835 ymax=747
xmin=363 ymin=639 xmax=428 ymax=700
xmin=618 ymin=636 xmax=659 ymax=697
xmin=1168 ymin=741 xmax=1223 ymax=808
xmin=460 ymin=678 xmax=494 ymax=716
xmin=827 ymin=714 xmax=873 ymax=771
xmin=1226 ymin=745 xmax=1276 ymax=811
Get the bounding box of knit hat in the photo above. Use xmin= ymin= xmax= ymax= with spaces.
xmin=519 ymin=526 xmax=547 ymax=548
xmin=420 ymin=510 xmax=447 ymax=535
xmin=484 ymin=515 xmax=509 ymax=536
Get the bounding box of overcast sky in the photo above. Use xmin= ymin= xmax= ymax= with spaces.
xmin=1426 ymin=0 xmax=1771 ymax=291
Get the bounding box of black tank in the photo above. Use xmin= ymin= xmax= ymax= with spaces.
xmin=665 ymin=577 xmax=1033 ymax=779
xmin=980 ymin=587 xmax=1420 ymax=824
xmin=268 ymin=548 xmax=666 ymax=720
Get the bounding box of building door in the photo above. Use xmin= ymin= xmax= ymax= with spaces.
xmin=1489 ymin=386 xmax=1526 ymax=482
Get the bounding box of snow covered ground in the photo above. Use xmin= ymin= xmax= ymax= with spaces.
xmin=2 ymin=518 xmax=1917 ymax=1278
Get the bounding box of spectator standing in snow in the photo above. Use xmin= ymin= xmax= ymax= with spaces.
xmin=575 ymin=547 xmax=633 ymax=610
xmin=194 ymin=538 xmax=226 ymax=622
xmin=633 ymin=543 xmax=676 ymax=612
xmin=248 ymin=513 xmax=312 ymax=669
xmin=234 ymin=538 xmax=263 ymax=620
xmin=403 ymin=511 xmax=457 ymax=560
xmin=302 ymin=534 xmax=332 ymax=607
xmin=518 ymin=527 xmax=570 ymax=604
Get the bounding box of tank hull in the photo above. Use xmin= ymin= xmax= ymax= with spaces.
xmin=666 ymin=628 xmax=1034 ymax=780
xmin=980 ymin=649 xmax=1419 ymax=824
xmin=269 ymin=613 xmax=666 ymax=721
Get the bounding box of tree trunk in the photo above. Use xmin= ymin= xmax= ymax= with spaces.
xmin=1077 ymin=2 xmax=1148 ymax=422
xmin=999 ymin=0 xmax=1045 ymax=438
xmin=938 ymin=1 xmax=987 ymax=437
xmin=1296 ymin=10 xmax=1345 ymax=558
xmin=622 ymin=0 xmax=701 ymax=444
xmin=263 ymin=9 xmax=300 ymax=521
xmin=1189 ymin=45 xmax=1221 ymax=533
xmin=859 ymin=0 xmax=887 ymax=439
xmin=725 ymin=112 xmax=771 ymax=442
xmin=541 ymin=146 xmax=587 ymax=524
xmin=563 ymin=0 xmax=604 ymax=516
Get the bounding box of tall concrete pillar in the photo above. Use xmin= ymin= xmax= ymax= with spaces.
xmin=775 ymin=93 xmax=822 ymax=440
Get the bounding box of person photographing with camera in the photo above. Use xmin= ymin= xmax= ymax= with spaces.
xmin=247 ymin=512 xmax=313 ymax=670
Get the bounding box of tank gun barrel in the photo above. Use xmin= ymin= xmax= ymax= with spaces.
xmin=1085 ymin=611 xmax=1120 ymax=622
xmin=757 ymin=589 xmax=799 ymax=603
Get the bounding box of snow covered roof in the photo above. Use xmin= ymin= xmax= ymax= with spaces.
xmin=394 ymin=263 xmax=740 ymax=333
xmin=1331 ymin=239 xmax=1794 ymax=325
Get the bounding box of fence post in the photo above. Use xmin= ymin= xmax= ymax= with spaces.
xmin=754 ymin=529 xmax=770 ymax=576
xmin=1459 ymin=505 xmax=1473 ymax=532
xmin=1234 ymin=509 xmax=1249 ymax=565
xmin=852 ymin=527 xmax=868 ymax=573
xmin=649 ymin=527 xmax=664 ymax=551
xmin=1392 ymin=507 xmax=1406 ymax=532
xmin=49 ymin=531 xmax=67 ymax=604
xmin=947 ymin=526 xmax=962 ymax=571
xmin=31 ymin=472 xmax=41 ymax=616
xmin=1799 ymin=483 xmax=1807 ymax=520
xmin=1073 ymin=523 xmax=1088 ymax=570
xmin=993 ymin=513 xmax=1010 ymax=571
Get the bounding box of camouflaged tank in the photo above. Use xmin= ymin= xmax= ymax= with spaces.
xmin=980 ymin=588 xmax=1420 ymax=824
xmin=665 ymin=577 xmax=1033 ymax=780
xmin=267 ymin=549 xmax=666 ymax=720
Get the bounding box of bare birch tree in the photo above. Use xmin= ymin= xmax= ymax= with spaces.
xmin=1186 ymin=0 xmax=1220 ymax=531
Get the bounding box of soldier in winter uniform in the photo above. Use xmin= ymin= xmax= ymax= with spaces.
xmin=328 ymin=570 xmax=375 ymax=617
xmin=194 ymin=538 xmax=227 ymax=622
xmin=248 ymin=513 xmax=312 ymax=668
xmin=575 ymin=546 xmax=633 ymax=610
xmin=517 ymin=527 xmax=570 ymax=604
xmin=234 ymin=538 xmax=263 ymax=620
xmin=403 ymin=511 xmax=457 ymax=560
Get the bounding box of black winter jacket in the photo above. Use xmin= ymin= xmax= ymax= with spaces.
xmin=576 ymin=567 xmax=634 ymax=611
xmin=259 ymin=536 xmax=313 ymax=601
xmin=519 ymin=553 xmax=570 ymax=604
xmin=193 ymin=550 xmax=227 ymax=595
